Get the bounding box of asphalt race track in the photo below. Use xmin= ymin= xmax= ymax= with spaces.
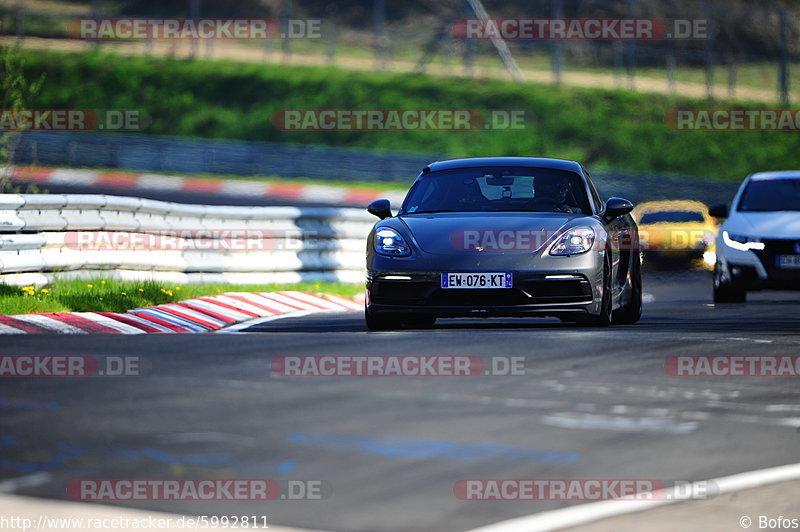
xmin=1 ymin=270 xmax=799 ymax=532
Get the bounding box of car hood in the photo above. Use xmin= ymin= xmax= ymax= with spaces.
xmin=397 ymin=212 xmax=588 ymax=255
xmin=726 ymin=211 xmax=800 ymax=239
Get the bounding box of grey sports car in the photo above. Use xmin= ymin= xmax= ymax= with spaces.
xmin=365 ymin=157 xmax=642 ymax=330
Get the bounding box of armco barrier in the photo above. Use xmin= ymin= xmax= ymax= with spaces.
xmin=0 ymin=194 xmax=374 ymax=286
xmin=10 ymin=132 xmax=740 ymax=205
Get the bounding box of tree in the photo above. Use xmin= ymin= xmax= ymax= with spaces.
xmin=0 ymin=45 xmax=45 ymax=192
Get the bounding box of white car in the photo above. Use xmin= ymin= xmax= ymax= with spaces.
xmin=710 ymin=171 xmax=800 ymax=302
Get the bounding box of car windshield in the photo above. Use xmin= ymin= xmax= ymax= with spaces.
xmin=400 ymin=167 xmax=592 ymax=215
xmin=640 ymin=211 xmax=705 ymax=224
xmin=738 ymin=178 xmax=800 ymax=212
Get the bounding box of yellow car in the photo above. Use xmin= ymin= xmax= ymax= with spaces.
xmin=632 ymin=200 xmax=718 ymax=268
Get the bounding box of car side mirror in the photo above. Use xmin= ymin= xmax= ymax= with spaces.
xmin=368 ymin=199 xmax=392 ymax=220
xmin=603 ymin=197 xmax=634 ymax=221
xmin=708 ymin=203 xmax=729 ymax=218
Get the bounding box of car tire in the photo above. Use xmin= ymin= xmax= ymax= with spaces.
xmin=612 ymin=251 xmax=643 ymax=325
xmin=365 ymin=309 xmax=436 ymax=330
xmin=713 ymin=264 xmax=746 ymax=303
xmin=404 ymin=315 xmax=437 ymax=329
xmin=365 ymin=308 xmax=396 ymax=331
xmin=577 ymin=253 xmax=613 ymax=327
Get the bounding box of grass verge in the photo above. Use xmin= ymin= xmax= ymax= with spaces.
xmin=0 ymin=279 xmax=362 ymax=315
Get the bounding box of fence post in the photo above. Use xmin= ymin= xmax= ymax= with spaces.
xmin=325 ymin=21 xmax=336 ymax=64
xmin=613 ymin=41 xmax=623 ymax=87
xmin=281 ymin=0 xmax=292 ymax=62
xmin=373 ymin=0 xmax=389 ymax=70
xmin=771 ymin=2 xmax=790 ymax=108
xmin=727 ymin=53 xmax=736 ymax=98
xmin=15 ymin=0 xmax=24 ymax=42
xmin=665 ymin=52 xmax=676 ymax=93
xmin=551 ymin=0 xmax=565 ymax=84
xmin=92 ymin=0 xmax=103 ymax=49
xmin=188 ymin=0 xmax=200 ymax=59
xmin=700 ymin=0 xmax=713 ymax=99
xmin=625 ymin=0 xmax=636 ymax=89
xmin=463 ymin=0 xmax=475 ymax=77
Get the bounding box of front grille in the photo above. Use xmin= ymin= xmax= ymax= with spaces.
xmin=752 ymin=239 xmax=800 ymax=288
xmin=427 ymin=289 xmax=533 ymax=306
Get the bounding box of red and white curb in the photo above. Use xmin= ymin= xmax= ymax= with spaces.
xmin=8 ymin=166 xmax=406 ymax=205
xmin=0 ymin=291 xmax=362 ymax=334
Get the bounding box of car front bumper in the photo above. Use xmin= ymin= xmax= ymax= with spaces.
xmin=366 ymin=269 xmax=600 ymax=318
xmin=716 ymin=238 xmax=800 ymax=290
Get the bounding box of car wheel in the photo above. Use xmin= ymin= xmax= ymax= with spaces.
xmin=713 ymin=264 xmax=746 ymax=303
xmin=403 ymin=315 xmax=437 ymax=329
xmin=612 ymin=251 xmax=643 ymax=325
xmin=577 ymin=253 xmax=613 ymax=327
xmin=365 ymin=309 xmax=436 ymax=330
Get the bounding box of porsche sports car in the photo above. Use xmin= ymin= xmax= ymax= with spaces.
xmin=633 ymin=200 xmax=717 ymax=269
xmin=710 ymin=171 xmax=800 ymax=303
xmin=364 ymin=157 xmax=643 ymax=330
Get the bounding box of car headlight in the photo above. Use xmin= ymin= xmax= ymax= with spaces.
xmin=549 ymin=226 xmax=596 ymax=256
xmin=722 ymin=231 xmax=765 ymax=251
xmin=374 ymin=228 xmax=412 ymax=257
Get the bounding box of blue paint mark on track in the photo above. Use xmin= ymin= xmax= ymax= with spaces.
xmin=287 ymin=433 xmax=579 ymax=464
xmin=0 ymin=437 xmax=300 ymax=475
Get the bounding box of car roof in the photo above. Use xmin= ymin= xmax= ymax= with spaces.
xmin=425 ymin=157 xmax=584 ymax=174
xmin=749 ymin=171 xmax=800 ymax=181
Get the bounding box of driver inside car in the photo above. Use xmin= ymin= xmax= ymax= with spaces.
xmin=528 ymin=177 xmax=575 ymax=213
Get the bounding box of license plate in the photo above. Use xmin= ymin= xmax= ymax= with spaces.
xmin=776 ymin=255 xmax=800 ymax=269
xmin=441 ymin=273 xmax=513 ymax=289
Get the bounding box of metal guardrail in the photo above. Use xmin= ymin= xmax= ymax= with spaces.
xmin=11 ymin=131 xmax=442 ymax=183
xmin=0 ymin=194 xmax=373 ymax=286
xmin=10 ymin=132 xmax=740 ymax=206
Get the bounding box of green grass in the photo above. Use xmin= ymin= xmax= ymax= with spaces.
xmin=0 ymin=279 xmax=362 ymax=315
xmin=15 ymin=47 xmax=800 ymax=180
